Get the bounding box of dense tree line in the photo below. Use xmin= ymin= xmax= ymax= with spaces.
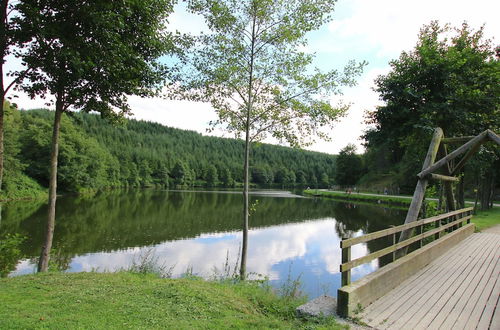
xmin=1 ymin=107 xmax=337 ymax=197
xmin=361 ymin=22 xmax=499 ymax=207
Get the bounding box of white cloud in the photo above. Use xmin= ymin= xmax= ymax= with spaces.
xmin=328 ymin=0 xmax=499 ymax=59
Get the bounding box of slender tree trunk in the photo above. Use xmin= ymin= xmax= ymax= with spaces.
xmin=38 ymin=101 xmax=63 ymax=272
xmin=0 ymin=86 xmax=4 ymax=192
xmin=473 ymin=177 xmax=479 ymax=213
xmin=240 ymin=9 xmax=257 ymax=281
xmin=457 ymin=171 xmax=465 ymax=209
xmin=0 ymin=0 xmax=9 ymax=192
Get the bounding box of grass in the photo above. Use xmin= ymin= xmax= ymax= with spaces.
xmin=0 ymin=272 xmax=346 ymax=329
xmin=305 ymin=189 xmax=499 ymax=232
xmin=472 ymin=207 xmax=500 ymax=232
xmin=303 ymin=189 xmax=411 ymax=208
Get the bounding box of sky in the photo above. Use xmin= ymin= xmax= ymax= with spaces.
xmin=6 ymin=0 xmax=499 ymax=155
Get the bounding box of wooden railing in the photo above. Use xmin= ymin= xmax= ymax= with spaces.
xmin=340 ymin=207 xmax=473 ymax=286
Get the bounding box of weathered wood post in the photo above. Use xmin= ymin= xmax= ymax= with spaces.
xmin=391 ymin=225 xmax=396 ymax=262
xmin=397 ymin=128 xmax=443 ymax=256
xmin=341 ymin=239 xmax=351 ymax=286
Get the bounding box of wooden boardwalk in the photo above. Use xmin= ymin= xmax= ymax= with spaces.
xmin=358 ymin=230 xmax=499 ymax=329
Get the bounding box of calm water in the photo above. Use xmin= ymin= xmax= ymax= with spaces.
xmin=1 ymin=189 xmax=405 ymax=298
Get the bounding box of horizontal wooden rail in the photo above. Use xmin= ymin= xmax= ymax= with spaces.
xmin=442 ymin=136 xmax=475 ymax=143
xmin=341 ymin=207 xmax=473 ymax=248
xmin=339 ymin=207 xmax=473 ymax=286
xmin=340 ymin=215 xmax=471 ymax=272
xmin=430 ymin=173 xmax=460 ymax=182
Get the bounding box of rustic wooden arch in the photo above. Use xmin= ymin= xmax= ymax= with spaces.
xmin=399 ymin=128 xmax=500 ymax=249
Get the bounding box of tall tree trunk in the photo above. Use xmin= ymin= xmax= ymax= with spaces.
xmin=0 ymin=0 xmax=8 ymax=192
xmin=457 ymin=171 xmax=465 ymax=209
xmin=473 ymin=175 xmax=479 ymax=213
xmin=240 ymin=123 xmax=250 ymax=280
xmin=240 ymin=8 xmax=257 ymax=281
xmin=38 ymin=101 xmax=63 ymax=272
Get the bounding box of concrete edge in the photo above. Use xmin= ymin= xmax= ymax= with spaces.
xmin=337 ymin=223 xmax=475 ymax=317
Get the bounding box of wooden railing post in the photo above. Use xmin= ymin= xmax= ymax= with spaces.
xmin=419 ymin=223 xmax=424 ymax=248
xmin=341 ymin=240 xmax=351 ymax=286
xmin=390 ymin=225 xmax=396 ymax=262
xmin=435 ymin=218 xmax=441 ymax=240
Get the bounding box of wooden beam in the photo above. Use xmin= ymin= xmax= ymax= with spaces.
xmin=398 ymin=128 xmax=443 ymax=253
xmin=438 ymin=143 xmax=453 ymax=174
xmin=430 ymin=173 xmax=460 ymax=182
xmin=341 ymin=207 xmax=472 ymax=248
xmin=451 ymin=139 xmax=484 ymax=175
xmin=341 ymin=215 xmax=472 ymax=272
xmin=442 ymin=136 xmax=475 ymax=144
xmin=487 ymin=130 xmax=500 ymax=145
xmin=418 ymin=130 xmax=489 ymax=179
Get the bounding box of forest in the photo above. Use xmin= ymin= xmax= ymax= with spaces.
xmin=358 ymin=22 xmax=500 ymax=209
xmin=0 ymin=105 xmax=337 ymax=199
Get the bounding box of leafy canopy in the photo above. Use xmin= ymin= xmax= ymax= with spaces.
xmin=12 ymin=0 xmax=179 ymax=117
xmin=365 ymin=21 xmax=499 ymax=156
xmin=175 ymin=0 xmax=366 ymax=147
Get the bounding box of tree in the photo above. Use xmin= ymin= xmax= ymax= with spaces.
xmin=219 ymin=166 xmax=234 ymax=187
xmin=335 ymin=144 xmax=363 ymax=186
xmin=0 ymin=0 xmax=26 ymax=192
xmin=13 ymin=0 xmax=177 ymax=272
xmin=364 ymin=21 xmax=499 ymax=192
xmin=205 ymin=164 xmax=218 ymax=187
xmin=171 ymin=160 xmax=189 ymax=186
xmin=181 ymin=0 xmax=365 ymax=279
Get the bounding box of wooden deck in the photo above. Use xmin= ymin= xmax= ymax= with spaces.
xmin=358 ymin=230 xmax=499 ymax=329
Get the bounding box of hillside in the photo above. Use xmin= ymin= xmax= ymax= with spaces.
xmin=1 ymin=107 xmax=337 ymax=198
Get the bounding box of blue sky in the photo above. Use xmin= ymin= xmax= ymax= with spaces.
xmin=7 ymin=0 xmax=499 ymax=154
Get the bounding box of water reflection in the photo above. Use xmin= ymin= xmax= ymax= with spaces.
xmin=2 ymin=190 xmax=404 ymax=298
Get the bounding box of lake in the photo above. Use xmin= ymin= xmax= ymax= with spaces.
xmin=1 ymin=189 xmax=405 ymax=299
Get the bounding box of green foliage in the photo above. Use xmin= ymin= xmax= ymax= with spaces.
xmin=180 ymin=0 xmax=365 ymax=147
xmin=335 ymin=144 xmax=364 ymax=186
xmin=2 ymin=109 xmax=337 ymax=194
xmin=205 ymin=164 xmax=218 ymax=187
xmin=0 ymin=272 xmax=345 ymax=329
xmin=304 ymin=190 xmax=411 ymax=208
xmin=20 ymin=110 xmax=118 ymax=192
xmin=0 ymin=233 xmax=26 ymax=277
xmin=472 ymin=207 xmax=500 ymax=232
xmin=363 ymin=21 xmax=499 ymax=193
xmin=12 ymin=0 xmax=177 ymax=117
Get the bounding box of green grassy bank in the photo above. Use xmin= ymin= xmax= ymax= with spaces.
xmin=0 ymin=272 xmax=345 ymax=329
xmin=472 ymin=207 xmax=500 ymax=232
xmin=304 ymin=190 xmax=499 ymax=231
xmin=303 ymin=189 xmax=411 ymax=207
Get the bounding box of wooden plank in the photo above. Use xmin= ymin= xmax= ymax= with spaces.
xmin=429 ymin=173 xmax=460 ymax=182
xmin=360 ymin=237 xmax=477 ymax=324
xmin=398 ymin=128 xmax=443 ymax=254
xmin=418 ymin=130 xmax=488 ymax=179
xmin=341 ymin=207 xmax=473 ymax=248
xmin=360 ymin=234 xmax=479 ymax=318
xmin=368 ymin=237 xmax=480 ymax=329
xmin=362 ymin=234 xmax=482 ymax=327
xmin=341 ymin=215 xmax=472 ymax=272
xmin=379 ymin=234 xmax=490 ymax=329
xmin=410 ymin=234 xmax=496 ymax=329
xmin=455 ymin=249 xmax=500 ymax=327
xmin=442 ymin=136 xmax=476 ymax=144
xmin=432 ymin=237 xmax=498 ymax=329
xmin=487 ymin=129 xmax=500 ymax=145
xmin=466 ymin=237 xmax=500 ymax=329
xmin=374 ymin=235 xmax=481 ymax=329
